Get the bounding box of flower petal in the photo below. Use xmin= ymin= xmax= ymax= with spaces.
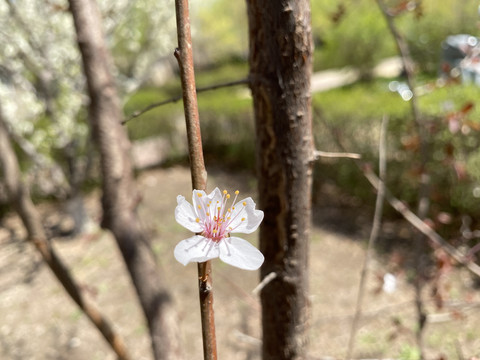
xmin=192 ymin=187 xmax=222 ymax=221
xmin=228 ymin=197 xmax=264 ymax=234
xmin=174 ymin=235 xmax=220 ymax=265
xmin=219 ymin=237 xmax=264 ymax=270
xmin=175 ymin=195 xmax=204 ymax=233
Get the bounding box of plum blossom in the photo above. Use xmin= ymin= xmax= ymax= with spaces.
xmin=174 ymin=187 xmax=264 ymax=270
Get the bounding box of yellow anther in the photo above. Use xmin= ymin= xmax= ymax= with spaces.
xmin=213 ymin=229 xmax=217 ymax=234
xmin=195 ymin=218 xmax=200 ymax=223
xmin=223 ymin=190 xmax=228 ymax=194
xmin=197 ymin=193 xmax=202 ymax=197
xmin=242 ymin=201 xmax=246 ymax=206
xmin=232 ymin=206 xmax=235 ymax=210
xmin=226 ymin=194 xmax=231 ymax=199
xmin=197 ymin=205 xmax=201 ymax=209
xmin=235 ymin=190 xmax=239 ymax=195
xmin=206 ymin=212 xmax=210 ymax=216
xmin=241 ymin=217 xmax=245 ymax=221
xmin=218 ymin=207 xmax=221 ymax=211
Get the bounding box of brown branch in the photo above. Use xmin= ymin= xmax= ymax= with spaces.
xmin=174 ymin=0 xmax=217 ymax=359
xmin=122 ymin=78 xmax=249 ymax=124
xmin=0 ymin=107 xmax=131 ymax=360
xmin=346 ymin=116 xmax=388 ymax=359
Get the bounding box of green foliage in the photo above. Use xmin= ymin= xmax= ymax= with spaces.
xmin=192 ymin=0 xmax=248 ymax=64
xmin=312 ymin=0 xmax=396 ymax=73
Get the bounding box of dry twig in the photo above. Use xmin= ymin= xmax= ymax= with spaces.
xmin=346 ymin=116 xmax=388 ymax=359
xmin=122 ymin=78 xmax=249 ymax=124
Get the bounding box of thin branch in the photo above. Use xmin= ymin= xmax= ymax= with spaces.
xmin=252 ymin=272 xmax=277 ymax=296
xmin=174 ymin=0 xmax=217 ymax=359
xmin=122 ymin=78 xmax=249 ymax=124
xmin=313 ymin=150 xmax=361 ymax=160
xmin=363 ymin=168 xmax=480 ymax=278
xmin=346 ymin=115 xmax=388 ymax=359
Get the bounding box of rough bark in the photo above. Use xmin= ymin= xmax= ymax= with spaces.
xmin=246 ymin=1 xmax=314 ymax=359
xmin=0 ymin=107 xmax=131 ymax=360
xmin=68 ymin=1 xmax=182 ymax=359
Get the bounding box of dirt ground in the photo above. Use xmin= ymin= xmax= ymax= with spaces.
xmin=1 ymin=166 xmax=479 ymax=360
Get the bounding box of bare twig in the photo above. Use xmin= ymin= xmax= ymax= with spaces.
xmin=363 ymin=169 xmax=480 ymax=278
xmin=346 ymin=116 xmax=388 ymax=359
xmin=313 ymin=150 xmax=361 ymax=160
xmin=174 ymin=0 xmax=217 ymax=359
xmin=252 ymin=272 xmax=277 ymax=296
xmin=122 ymin=78 xmax=249 ymax=124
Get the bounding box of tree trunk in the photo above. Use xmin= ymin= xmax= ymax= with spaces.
xmin=246 ymin=1 xmax=314 ymax=359
xmin=68 ymin=1 xmax=182 ymax=359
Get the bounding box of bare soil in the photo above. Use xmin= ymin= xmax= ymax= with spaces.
xmin=1 ymin=166 xmax=479 ymax=359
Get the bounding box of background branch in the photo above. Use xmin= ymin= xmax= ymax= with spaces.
xmin=346 ymin=115 xmax=388 ymax=359
xmin=0 ymin=104 xmax=131 ymax=360
xmin=123 ymin=78 xmax=249 ymax=124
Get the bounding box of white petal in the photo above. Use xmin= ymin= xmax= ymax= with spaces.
xmin=175 ymin=195 xmax=203 ymax=233
xmin=228 ymin=198 xmax=264 ymax=234
xmin=174 ymin=235 xmax=220 ymax=265
xmin=192 ymin=188 xmax=222 ymax=221
xmin=219 ymin=237 xmax=264 ymax=270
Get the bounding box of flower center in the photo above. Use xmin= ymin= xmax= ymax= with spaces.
xmin=197 ymin=189 xmax=245 ymax=242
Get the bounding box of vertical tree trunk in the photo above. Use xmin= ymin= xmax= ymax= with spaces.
xmin=246 ymin=1 xmax=314 ymax=359
xmin=68 ymin=1 xmax=182 ymax=359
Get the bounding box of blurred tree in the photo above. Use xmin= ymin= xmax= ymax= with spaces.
xmin=0 ymin=102 xmax=131 ymax=360
xmin=246 ymin=1 xmax=314 ymax=359
xmin=0 ymin=0 xmax=177 ymax=202
xmin=68 ymin=0 xmax=182 ymax=359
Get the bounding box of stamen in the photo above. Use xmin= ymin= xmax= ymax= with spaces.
xmin=196 ymin=218 xmax=200 ymax=223
xmin=242 ymin=201 xmax=246 ymax=206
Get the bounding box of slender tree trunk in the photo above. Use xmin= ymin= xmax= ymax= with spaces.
xmin=246 ymin=1 xmax=314 ymax=359
xmin=68 ymin=1 xmax=182 ymax=359
xmin=0 ymin=106 xmax=131 ymax=360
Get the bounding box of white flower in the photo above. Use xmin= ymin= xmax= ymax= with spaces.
xmin=174 ymin=187 xmax=264 ymax=270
